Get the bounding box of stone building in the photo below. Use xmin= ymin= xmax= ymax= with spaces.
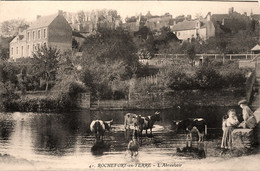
xmin=171 ymin=12 xmax=215 ymax=41
xmin=9 ymin=10 xmax=72 ymax=61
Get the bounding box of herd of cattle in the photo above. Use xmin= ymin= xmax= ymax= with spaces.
xmin=90 ymin=112 xmax=207 ymax=156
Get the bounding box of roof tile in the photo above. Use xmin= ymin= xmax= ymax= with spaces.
xmin=28 ymin=14 xmax=58 ymax=30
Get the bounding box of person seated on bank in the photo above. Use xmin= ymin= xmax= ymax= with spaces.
xmin=221 ymin=109 xmax=240 ymax=150
xmin=238 ymin=99 xmax=257 ymax=129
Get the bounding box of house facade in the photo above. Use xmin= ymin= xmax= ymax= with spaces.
xmin=145 ymin=13 xmax=172 ymax=32
xmin=10 ymin=11 xmax=72 ymax=61
xmin=171 ymin=13 xmax=215 ymax=41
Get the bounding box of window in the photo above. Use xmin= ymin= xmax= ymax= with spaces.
xmin=33 ymin=31 xmax=35 ymax=40
xmin=11 ymin=48 xmax=13 ymax=55
xmin=16 ymin=47 xmax=18 ymax=54
xmin=33 ymin=44 xmax=35 ymax=51
xmin=17 ymin=38 xmax=19 ymax=42
xmin=21 ymin=46 xmax=23 ymax=56
xmin=43 ymin=28 xmax=47 ymax=38
xmin=27 ymin=45 xmax=30 ymax=55
xmin=37 ymin=43 xmax=40 ymax=49
xmin=43 ymin=42 xmax=47 ymax=47
xmin=38 ymin=30 xmax=41 ymax=39
xmin=27 ymin=32 xmax=30 ymax=41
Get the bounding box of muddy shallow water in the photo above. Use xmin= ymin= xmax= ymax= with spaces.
xmin=0 ymin=108 xmax=259 ymax=170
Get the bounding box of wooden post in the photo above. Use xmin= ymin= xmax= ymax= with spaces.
xmin=246 ymin=54 xmax=248 ymax=60
xmin=215 ymin=54 xmax=217 ymax=59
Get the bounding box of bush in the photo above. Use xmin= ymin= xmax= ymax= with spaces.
xmin=221 ymin=69 xmax=248 ymax=88
xmin=195 ymin=66 xmax=222 ymax=89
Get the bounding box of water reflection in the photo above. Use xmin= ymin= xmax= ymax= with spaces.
xmin=0 ymin=106 xmax=241 ymax=168
xmin=91 ymin=141 xmax=110 ymax=155
xmin=0 ymin=120 xmax=14 ymax=141
xmin=30 ymin=112 xmax=92 ymax=156
xmin=176 ymin=142 xmax=207 ymax=159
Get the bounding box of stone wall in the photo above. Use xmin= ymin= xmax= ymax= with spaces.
xmin=232 ymin=129 xmax=256 ymax=149
xmin=129 ymin=88 xmax=246 ymax=109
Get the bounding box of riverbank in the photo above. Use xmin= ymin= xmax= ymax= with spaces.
xmin=1 ymin=151 xmax=259 ymax=171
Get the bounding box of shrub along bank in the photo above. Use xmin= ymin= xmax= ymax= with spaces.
xmin=2 ymin=81 xmax=87 ymax=112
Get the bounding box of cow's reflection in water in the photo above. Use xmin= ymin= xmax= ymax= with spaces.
xmin=176 ymin=142 xmax=206 ymax=159
xmin=91 ymin=141 xmax=110 ymax=155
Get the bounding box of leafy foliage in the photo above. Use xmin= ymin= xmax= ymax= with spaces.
xmin=0 ymin=19 xmax=29 ymax=37
xmin=32 ymin=46 xmax=60 ymax=91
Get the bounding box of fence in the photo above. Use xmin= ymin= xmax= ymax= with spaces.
xmin=136 ymin=75 xmax=158 ymax=85
xmin=153 ymin=53 xmax=255 ymax=60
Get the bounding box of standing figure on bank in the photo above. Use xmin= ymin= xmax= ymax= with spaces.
xmin=238 ymin=100 xmax=257 ymax=129
xmin=221 ymin=109 xmax=239 ymax=149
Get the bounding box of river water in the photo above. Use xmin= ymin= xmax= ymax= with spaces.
xmin=0 ymin=106 xmax=258 ymax=170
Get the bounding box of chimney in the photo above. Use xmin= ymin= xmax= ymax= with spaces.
xmin=37 ymin=15 xmax=41 ymax=20
xmin=228 ymin=7 xmax=234 ymax=15
xmin=58 ymin=10 xmax=63 ymax=16
xmin=187 ymin=15 xmax=191 ymax=21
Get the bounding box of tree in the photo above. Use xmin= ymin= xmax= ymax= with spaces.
xmin=186 ymin=44 xmax=196 ymax=66
xmin=0 ymin=44 xmax=9 ymax=61
xmin=82 ymin=27 xmax=138 ymax=68
xmin=79 ymin=28 xmax=138 ymax=99
xmin=32 ymin=46 xmax=60 ymax=91
xmin=77 ymin=11 xmax=86 ymax=23
xmin=0 ymin=19 xmax=29 ymax=37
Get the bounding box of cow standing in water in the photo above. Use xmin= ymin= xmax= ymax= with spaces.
xmin=173 ymin=118 xmax=207 ymax=146
xmin=90 ymin=120 xmax=113 ymax=142
xmin=137 ymin=111 xmax=161 ymax=138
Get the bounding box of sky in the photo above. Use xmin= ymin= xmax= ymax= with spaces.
xmin=0 ymin=1 xmax=260 ymax=23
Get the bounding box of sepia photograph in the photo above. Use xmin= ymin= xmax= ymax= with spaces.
xmin=0 ymin=0 xmax=260 ymax=170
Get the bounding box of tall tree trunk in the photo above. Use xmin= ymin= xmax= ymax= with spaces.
xmin=45 ymin=77 xmax=49 ymax=92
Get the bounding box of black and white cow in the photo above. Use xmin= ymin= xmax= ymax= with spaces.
xmin=137 ymin=111 xmax=161 ymax=137
xmin=173 ymin=118 xmax=207 ymax=142
xmin=90 ymin=119 xmax=113 ymax=142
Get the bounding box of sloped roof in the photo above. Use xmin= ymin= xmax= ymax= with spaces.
xmin=252 ymin=14 xmax=260 ymax=20
xmin=27 ymin=14 xmax=58 ymax=30
xmin=10 ymin=31 xmax=26 ymax=43
xmin=251 ymin=44 xmax=260 ymax=51
xmin=72 ymin=31 xmax=86 ymax=38
xmin=211 ymin=14 xmax=229 ymax=22
xmin=171 ymin=20 xmax=198 ymax=31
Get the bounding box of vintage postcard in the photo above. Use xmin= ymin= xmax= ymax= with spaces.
xmin=0 ymin=0 xmax=260 ymax=170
